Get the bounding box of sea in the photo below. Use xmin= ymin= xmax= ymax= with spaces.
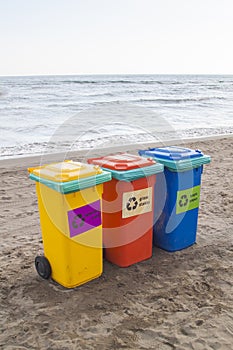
xmin=0 ymin=74 xmax=233 ymax=159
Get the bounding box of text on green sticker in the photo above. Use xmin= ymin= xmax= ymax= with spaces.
xmin=176 ymin=185 xmax=200 ymax=214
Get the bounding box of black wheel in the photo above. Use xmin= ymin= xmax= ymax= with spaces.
xmin=35 ymin=256 xmax=51 ymax=279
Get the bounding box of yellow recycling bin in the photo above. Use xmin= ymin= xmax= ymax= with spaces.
xmin=28 ymin=160 xmax=111 ymax=288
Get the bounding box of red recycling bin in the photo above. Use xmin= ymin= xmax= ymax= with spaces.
xmin=88 ymin=154 xmax=164 ymax=267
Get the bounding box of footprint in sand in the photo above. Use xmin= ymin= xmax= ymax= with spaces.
xmin=192 ymin=281 xmax=210 ymax=293
xmin=1 ymin=196 xmax=12 ymax=201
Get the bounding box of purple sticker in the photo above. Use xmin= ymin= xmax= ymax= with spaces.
xmin=68 ymin=200 xmax=101 ymax=238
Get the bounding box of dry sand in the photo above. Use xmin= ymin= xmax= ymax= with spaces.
xmin=0 ymin=136 xmax=233 ymax=350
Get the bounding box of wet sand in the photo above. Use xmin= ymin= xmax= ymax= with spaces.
xmin=0 ymin=136 xmax=233 ymax=350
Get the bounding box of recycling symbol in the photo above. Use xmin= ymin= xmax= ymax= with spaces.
xmin=179 ymin=194 xmax=189 ymax=207
xmin=126 ymin=196 xmax=138 ymax=211
xmin=72 ymin=214 xmax=85 ymax=229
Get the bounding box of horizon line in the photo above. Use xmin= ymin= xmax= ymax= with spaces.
xmin=1 ymin=73 xmax=233 ymax=78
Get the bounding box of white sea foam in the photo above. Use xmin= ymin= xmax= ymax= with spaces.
xmin=0 ymin=74 xmax=233 ymax=159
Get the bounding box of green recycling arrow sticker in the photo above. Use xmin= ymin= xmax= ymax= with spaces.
xmin=176 ymin=185 xmax=201 ymax=214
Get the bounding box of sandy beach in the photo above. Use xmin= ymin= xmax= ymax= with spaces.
xmin=0 ymin=135 xmax=233 ymax=350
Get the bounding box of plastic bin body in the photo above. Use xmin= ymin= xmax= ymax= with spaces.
xmin=88 ymin=154 xmax=164 ymax=267
xmin=138 ymin=147 xmax=211 ymax=252
xmin=103 ymin=175 xmax=156 ymax=266
xmin=154 ymin=166 xmax=203 ymax=251
xmin=29 ymin=161 xmax=111 ymax=288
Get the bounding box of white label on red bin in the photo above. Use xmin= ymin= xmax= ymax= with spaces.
xmin=122 ymin=187 xmax=153 ymax=219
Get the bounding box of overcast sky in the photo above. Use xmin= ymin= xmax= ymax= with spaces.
xmin=0 ymin=0 xmax=233 ymax=76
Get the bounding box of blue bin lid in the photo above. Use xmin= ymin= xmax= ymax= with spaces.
xmin=138 ymin=146 xmax=211 ymax=171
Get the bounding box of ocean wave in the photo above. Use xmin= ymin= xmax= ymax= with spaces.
xmin=61 ymin=79 xmax=185 ymax=85
xmin=84 ymin=92 xmax=114 ymax=97
xmin=135 ymin=96 xmax=226 ymax=104
xmin=1 ymin=74 xmax=233 ymax=159
xmin=61 ymin=79 xmax=138 ymax=85
xmin=1 ymin=126 xmax=233 ymax=160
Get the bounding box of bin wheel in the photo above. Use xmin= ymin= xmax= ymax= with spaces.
xmin=35 ymin=256 xmax=51 ymax=279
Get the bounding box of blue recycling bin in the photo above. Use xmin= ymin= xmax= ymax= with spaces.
xmin=138 ymin=147 xmax=211 ymax=251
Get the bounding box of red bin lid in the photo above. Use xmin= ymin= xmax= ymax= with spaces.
xmin=88 ymin=153 xmax=155 ymax=171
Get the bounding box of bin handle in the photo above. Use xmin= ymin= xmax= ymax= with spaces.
xmin=54 ymin=173 xmax=70 ymax=180
xmin=113 ymin=163 xmax=130 ymax=170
